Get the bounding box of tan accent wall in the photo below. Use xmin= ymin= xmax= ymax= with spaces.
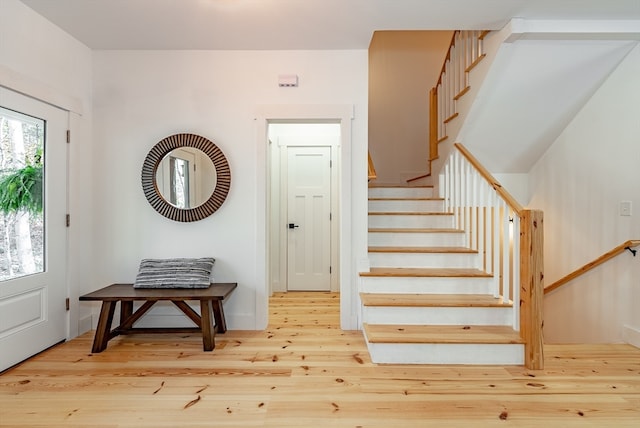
xmin=368 ymin=30 xmax=453 ymax=185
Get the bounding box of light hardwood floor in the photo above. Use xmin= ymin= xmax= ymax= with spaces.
xmin=1 ymin=292 xmax=639 ymax=427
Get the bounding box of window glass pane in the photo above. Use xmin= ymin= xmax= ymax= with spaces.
xmin=0 ymin=107 xmax=45 ymax=281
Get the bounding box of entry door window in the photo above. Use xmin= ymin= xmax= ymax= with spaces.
xmin=0 ymin=107 xmax=45 ymax=281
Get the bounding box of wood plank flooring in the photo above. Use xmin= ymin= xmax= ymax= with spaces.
xmin=1 ymin=291 xmax=639 ymax=427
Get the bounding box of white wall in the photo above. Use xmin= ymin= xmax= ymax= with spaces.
xmin=92 ymin=50 xmax=368 ymax=329
xmin=493 ymin=173 xmax=529 ymax=207
xmin=0 ymin=0 xmax=94 ymax=338
xmin=368 ymin=31 xmax=453 ymax=185
xmin=529 ymin=44 xmax=640 ymax=344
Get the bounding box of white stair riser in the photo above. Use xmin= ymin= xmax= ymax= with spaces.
xmin=368 ymin=214 xmax=455 ymax=229
xmin=360 ymin=276 xmax=494 ymax=294
xmin=365 ymin=342 xmax=524 ymax=365
xmin=362 ymin=306 xmax=512 ymax=326
xmin=369 ymin=187 xmax=433 ymax=199
xmin=369 ymin=232 xmax=465 ymax=247
xmin=368 ymin=200 xmax=444 ymax=212
xmin=368 ymin=252 xmax=479 ymax=269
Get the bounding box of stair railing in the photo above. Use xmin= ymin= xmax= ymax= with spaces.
xmin=430 ymin=30 xmax=489 ymax=162
xmin=368 ymin=152 xmax=377 ymax=182
xmin=441 ymin=143 xmax=544 ymax=370
xmin=545 ymin=240 xmax=639 ymax=295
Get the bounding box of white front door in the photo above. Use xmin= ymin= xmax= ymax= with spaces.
xmin=0 ymin=88 xmax=68 ymax=371
xmin=286 ymin=146 xmax=331 ymax=291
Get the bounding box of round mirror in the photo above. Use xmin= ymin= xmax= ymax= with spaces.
xmin=141 ymin=133 xmax=230 ymax=222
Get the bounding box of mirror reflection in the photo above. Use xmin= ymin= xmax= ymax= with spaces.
xmin=156 ymin=147 xmax=216 ymax=209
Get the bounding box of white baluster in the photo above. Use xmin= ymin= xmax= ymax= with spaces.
xmin=492 ymin=192 xmax=501 ymax=298
xmin=501 ymin=201 xmax=510 ymax=303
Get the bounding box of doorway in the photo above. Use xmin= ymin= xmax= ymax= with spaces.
xmin=268 ymin=123 xmax=340 ymax=294
xmin=255 ymin=104 xmax=356 ymax=331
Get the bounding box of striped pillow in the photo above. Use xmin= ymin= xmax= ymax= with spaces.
xmin=133 ymin=257 xmax=215 ymax=289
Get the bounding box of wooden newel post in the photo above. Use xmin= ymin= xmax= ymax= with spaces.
xmin=520 ymin=209 xmax=544 ymax=370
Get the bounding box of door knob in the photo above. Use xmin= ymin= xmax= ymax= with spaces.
xmin=288 ymin=223 xmax=299 ymax=229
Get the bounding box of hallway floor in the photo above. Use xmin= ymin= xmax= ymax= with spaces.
xmin=1 ymin=291 xmax=639 ymax=427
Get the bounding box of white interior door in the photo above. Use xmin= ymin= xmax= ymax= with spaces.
xmin=0 ymin=88 xmax=68 ymax=371
xmin=286 ymin=146 xmax=331 ymax=291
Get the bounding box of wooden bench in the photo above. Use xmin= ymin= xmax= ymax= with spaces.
xmin=79 ymin=283 xmax=237 ymax=353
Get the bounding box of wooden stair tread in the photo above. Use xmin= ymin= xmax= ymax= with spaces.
xmin=363 ymin=324 xmax=524 ymax=344
xmin=368 ymin=212 xmax=452 ymax=216
xmin=368 ymin=197 xmax=444 ymax=201
xmin=360 ymin=267 xmax=492 ymax=278
xmin=368 ymin=228 xmax=463 ymax=233
xmin=369 ymin=185 xmax=433 ymax=188
xmin=360 ymin=293 xmax=511 ymax=307
xmin=368 ymin=246 xmax=476 ymax=254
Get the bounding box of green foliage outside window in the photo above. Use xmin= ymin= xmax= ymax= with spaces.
xmin=0 ymin=149 xmax=43 ymax=215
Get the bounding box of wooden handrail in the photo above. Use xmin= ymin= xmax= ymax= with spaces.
xmin=428 ymin=87 xmax=438 ymax=161
xmin=428 ymin=31 xmax=489 ymax=170
xmin=436 ymin=31 xmax=458 ymax=87
xmin=368 ymin=152 xmax=377 ymax=181
xmin=454 ymin=143 xmax=524 ymax=214
xmin=544 ymin=240 xmax=640 ymax=295
xmin=406 ymin=172 xmax=429 ymax=183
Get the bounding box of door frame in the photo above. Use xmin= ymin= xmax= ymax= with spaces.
xmin=255 ymin=105 xmax=355 ymax=330
xmin=278 ymin=137 xmax=338 ymax=292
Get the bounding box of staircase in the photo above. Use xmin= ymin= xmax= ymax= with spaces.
xmin=360 ymin=184 xmax=525 ymax=365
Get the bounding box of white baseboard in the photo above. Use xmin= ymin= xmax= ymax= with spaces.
xmin=136 ymin=312 xmax=256 ymax=330
xmin=622 ymin=325 xmax=640 ymax=348
xmin=78 ymin=315 xmax=92 ymax=335
xmin=89 ymin=301 xmax=257 ymax=331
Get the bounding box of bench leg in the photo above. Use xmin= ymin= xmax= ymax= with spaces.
xmin=120 ymin=301 xmax=133 ymax=326
xmin=211 ymin=300 xmax=227 ymax=333
xmin=199 ymin=300 xmax=215 ymax=351
xmin=93 ymin=301 xmax=117 ymax=353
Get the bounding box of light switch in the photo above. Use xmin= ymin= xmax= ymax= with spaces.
xmin=620 ymin=200 xmax=632 ymax=216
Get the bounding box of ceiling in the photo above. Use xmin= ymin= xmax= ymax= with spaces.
xmin=17 ymin=1 xmax=640 ymax=175
xmin=19 ymin=0 xmax=640 ymax=50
